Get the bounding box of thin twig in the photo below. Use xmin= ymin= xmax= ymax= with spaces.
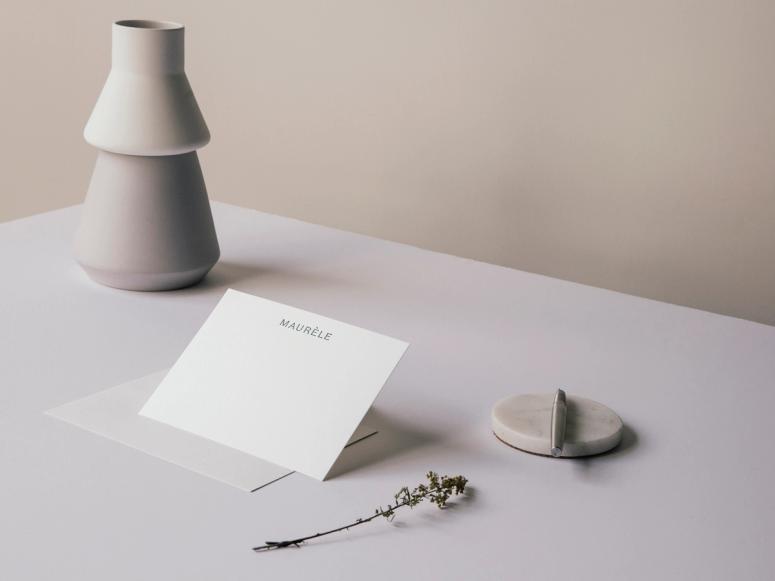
xmin=254 ymin=500 xmax=413 ymax=551
xmin=252 ymin=471 xmax=467 ymax=552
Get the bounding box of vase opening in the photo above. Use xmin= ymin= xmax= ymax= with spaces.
xmin=115 ymin=19 xmax=183 ymax=30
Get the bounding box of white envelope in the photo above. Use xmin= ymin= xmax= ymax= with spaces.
xmin=46 ymin=370 xmax=377 ymax=492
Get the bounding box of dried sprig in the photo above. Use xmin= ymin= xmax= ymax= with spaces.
xmin=253 ymin=471 xmax=468 ymax=552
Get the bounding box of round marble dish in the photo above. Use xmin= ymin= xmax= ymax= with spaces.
xmin=492 ymin=393 xmax=623 ymax=457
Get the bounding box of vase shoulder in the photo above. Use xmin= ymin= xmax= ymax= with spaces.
xmin=84 ymin=71 xmax=210 ymax=155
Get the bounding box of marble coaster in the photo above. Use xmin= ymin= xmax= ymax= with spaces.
xmin=492 ymin=393 xmax=622 ymax=457
xmin=46 ymin=370 xmax=376 ymax=492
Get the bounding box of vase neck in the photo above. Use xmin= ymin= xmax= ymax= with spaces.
xmin=112 ymin=20 xmax=184 ymax=75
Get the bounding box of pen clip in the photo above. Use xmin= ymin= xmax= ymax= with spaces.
xmin=550 ymin=389 xmax=567 ymax=457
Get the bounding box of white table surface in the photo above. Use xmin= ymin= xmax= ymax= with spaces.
xmin=1 ymin=203 xmax=773 ymax=580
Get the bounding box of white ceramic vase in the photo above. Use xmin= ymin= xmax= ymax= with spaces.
xmin=75 ymin=20 xmax=219 ymax=291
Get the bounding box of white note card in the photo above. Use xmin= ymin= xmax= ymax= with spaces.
xmin=140 ymin=289 xmax=409 ymax=481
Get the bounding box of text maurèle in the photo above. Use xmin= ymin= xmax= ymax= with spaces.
xmin=279 ymin=319 xmax=333 ymax=341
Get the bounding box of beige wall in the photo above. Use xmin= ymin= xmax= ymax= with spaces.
xmin=3 ymin=1 xmax=774 ymax=325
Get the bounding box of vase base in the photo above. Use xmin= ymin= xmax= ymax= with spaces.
xmin=80 ymin=263 xmax=215 ymax=291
